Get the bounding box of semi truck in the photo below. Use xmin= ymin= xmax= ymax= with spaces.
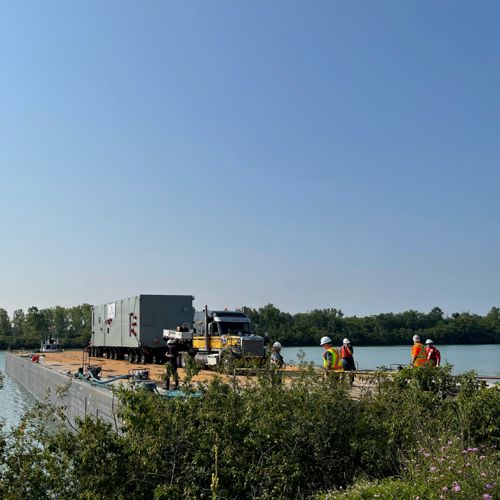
xmin=163 ymin=307 xmax=265 ymax=367
xmin=90 ymin=294 xmax=265 ymax=367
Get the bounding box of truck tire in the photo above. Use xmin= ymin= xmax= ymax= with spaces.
xmin=139 ymin=351 xmax=146 ymax=364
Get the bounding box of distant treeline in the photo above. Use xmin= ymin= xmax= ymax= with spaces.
xmin=0 ymin=305 xmax=91 ymax=349
xmin=243 ymin=304 xmax=500 ymax=346
xmin=1 ymin=303 xmax=499 ymax=350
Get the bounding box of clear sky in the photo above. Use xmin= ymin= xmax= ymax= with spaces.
xmin=1 ymin=1 xmax=499 ymax=317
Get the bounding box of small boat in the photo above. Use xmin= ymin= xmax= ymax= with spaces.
xmin=40 ymin=338 xmax=64 ymax=353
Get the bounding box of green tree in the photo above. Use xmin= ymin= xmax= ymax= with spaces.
xmin=24 ymin=306 xmax=49 ymax=340
xmin=11 ymin=309 xmax=25 ymax=339
xmin=0 ymin=308 xmax=11 ymax=337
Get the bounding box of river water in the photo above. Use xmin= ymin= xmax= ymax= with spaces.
xmin=0 ymin=351 xmax=37 ymax=429
xmin=282 ymin=344 xmax=500 ymax=377
xmin=0 ymin=346 xmax=498 ymax=428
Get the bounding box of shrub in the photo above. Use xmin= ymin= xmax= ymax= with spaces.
xmin=0 ymin=365 xmax=498 ymax=498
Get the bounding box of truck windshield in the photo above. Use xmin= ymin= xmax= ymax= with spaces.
xmin=218 ymin=321 xmax=252 ymax=336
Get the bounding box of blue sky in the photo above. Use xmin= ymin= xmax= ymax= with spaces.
xmin=1 ymin=1 xmax=499 ymax=316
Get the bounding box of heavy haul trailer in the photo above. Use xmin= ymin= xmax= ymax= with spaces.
xmin=163 ymin=308 xmax=266 ymax=367
xmin=90 ymin=295 xmax=195 ymax=364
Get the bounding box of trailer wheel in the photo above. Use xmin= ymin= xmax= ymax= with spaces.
xmin=129 ymin=350 xmax=137 ymax=364
xmin=139 ymin=351 xmax=146 ymax=364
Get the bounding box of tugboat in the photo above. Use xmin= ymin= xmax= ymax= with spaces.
xmin=40 ymin=337 xmax=64 ymax=353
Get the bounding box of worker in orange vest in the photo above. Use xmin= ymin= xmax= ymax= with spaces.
xmin=320 ymin=336 xmax=343 ymax=371
xmin=411 ymin=334 xmax=427 ymax=367
xmin=340 ymin=338 xmax=355 ymax=385
xmin=425 ymin=339 xmax=441 ymax=367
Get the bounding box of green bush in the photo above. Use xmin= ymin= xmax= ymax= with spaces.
xmin=0 ymin=366 xmax=498 ymax=499
xmin=320 ymin=437 xmax=499 ymax=499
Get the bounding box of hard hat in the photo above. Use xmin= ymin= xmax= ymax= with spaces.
xmin=320 ymin=336 xmax=332 ymax=346
xmin=167 ymin=339 xmax=175 ymax=345
xmin=412 ymin=335 xmax=420 ymax=342
xmin=272 ymin=342 xmax=282 ymax=349
xmin=343 ymin=338 xmax=351 ymax=344
xmin=426 ymin=339 xmax=434 ymax=345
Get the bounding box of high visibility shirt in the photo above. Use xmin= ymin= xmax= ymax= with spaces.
xmin=323 ymin=347 xmax=343 ymax=371
xmin=340 ymin=345 xmax=353 ymax=359
xmin=411 ymin=343 xmax=427 ymax=367
xmin=425 ymin=346 xmax=441 ymax=367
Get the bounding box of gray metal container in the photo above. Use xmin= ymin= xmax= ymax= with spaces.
xmin=92 ymin=295 xmax=194 ymax=349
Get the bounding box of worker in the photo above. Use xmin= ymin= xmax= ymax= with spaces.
xmin=425 ymin=339 xmax=441 ymax=367
xmin=320 ymin=336 xmax=343 ymax=371
xmin=411 ymin=335 xmax=427 ymax=367
xmin=270 ymin=341 xmax=284 ymax=368
xmin=340 ymin=338 xmax=355 ymax=371
xmin=340 ymin=338 xmax=355 ymax=384
xmin=164 ymin=339 xmax=179 ymax=390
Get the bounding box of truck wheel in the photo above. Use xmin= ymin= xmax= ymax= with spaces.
xmin=139 ymin=351 xmax=146 ymax=364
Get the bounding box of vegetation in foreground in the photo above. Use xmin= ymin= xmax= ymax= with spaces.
xmin=1 ymin=302 xmax=500 ymax=350
xmin=0 ymin=365 xmax=498 ymax=499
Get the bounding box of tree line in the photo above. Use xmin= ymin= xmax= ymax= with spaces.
xmin=0 ymin=304 xmax=91 ymax=349
xmin=243 ymin=304 xmax=500 ymax=346
xmin=1 ymin=303 xmax=499 ymax=349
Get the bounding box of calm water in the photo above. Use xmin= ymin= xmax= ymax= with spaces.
xmin=0 ymin=346 xmax=498 ymax=428
xmin=0 ymin=351 xmax=37 ymax=429
xmin=282 ymin=344 xmax=500 ymax=377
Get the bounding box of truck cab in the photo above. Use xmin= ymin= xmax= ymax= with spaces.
xmin=163 ymin=309 xmax=265 ymax=367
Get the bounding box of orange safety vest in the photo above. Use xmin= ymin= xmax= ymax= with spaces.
xmin=323 ymin=347 xmax=343 ymax=371
xmin=340 ymin=345 xmax=353 ymax=359
xmin=412 ymin=343 xmax=427 ymax=367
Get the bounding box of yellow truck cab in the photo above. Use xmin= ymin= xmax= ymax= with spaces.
xmin=164 ymin=309 xmax=265 ymax=368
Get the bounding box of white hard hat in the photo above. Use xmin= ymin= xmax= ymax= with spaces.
xmin=412 ymin=335 xmax=420 ymax=342
xmin=343 ymin=338 xmax=351 ymax=344
xmin=426 ymin=339 xmax=434 ymax=345
xmin=320 ymin=336 xmax=332 ymax=346
xmin=272 ymin=342 xmax=282 ymax=349
xmin=167 ymin=339 xmax=175 ymax=345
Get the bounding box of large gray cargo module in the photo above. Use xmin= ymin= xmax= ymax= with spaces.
xmin=91 ymin=295 xmax=194 ymax=363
